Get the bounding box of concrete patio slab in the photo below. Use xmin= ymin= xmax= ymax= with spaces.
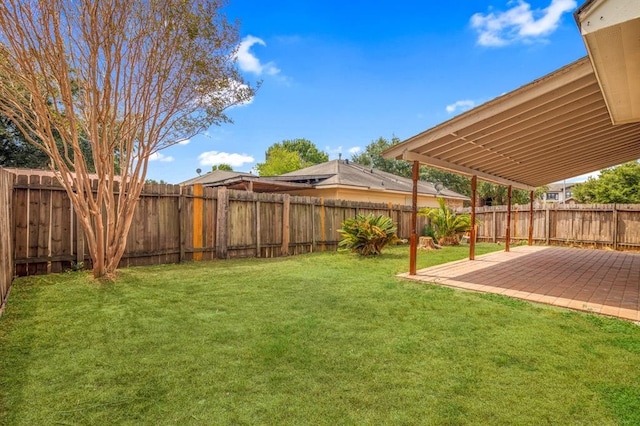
xmin=399 ymin=245 xmax=640 ymax=321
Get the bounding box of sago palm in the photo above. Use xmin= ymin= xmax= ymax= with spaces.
xmin=419 ymin=198 xmax=474 ymax=246
xmin=338 ymin=214 xmax=397 ymax=256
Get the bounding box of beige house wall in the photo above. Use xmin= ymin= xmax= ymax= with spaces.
xmin=285 ymin=187 xmax=464 ymax=208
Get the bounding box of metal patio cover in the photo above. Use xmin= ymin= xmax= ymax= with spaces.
xmin=382 ymin=56 xmax=640 ymax=191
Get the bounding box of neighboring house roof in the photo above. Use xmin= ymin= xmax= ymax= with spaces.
xmin=280 ymin=160 xmax=468 ymax=200
xmin=181 ymin=160 xmax=469 ymax=201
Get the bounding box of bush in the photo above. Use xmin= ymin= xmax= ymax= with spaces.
xmin=418 ymin=198 xmax=475 ymax=246
xmin=422 ymin=224 xmax=437 ymax=240
xmin=338 ymin=214 xmax=398 ymax=256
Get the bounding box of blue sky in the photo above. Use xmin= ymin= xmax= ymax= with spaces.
xmin=146 ymin=0 xmax=590 ymax=184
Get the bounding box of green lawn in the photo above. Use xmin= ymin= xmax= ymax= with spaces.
xmin=2 ymin=243 xmax=640 ymax=425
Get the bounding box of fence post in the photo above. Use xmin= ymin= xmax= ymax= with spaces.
xmin=178 ymin=185 xmax=185 ymax=262
xmin=255 ymin=200 xmax=261 ymax=257
xmin=0 ymin=168 xmax=15 ymax=314
xmin=192 ymin=184 xmax=203 ymax=261
xmin=613 ymin=203 xmax=618 ymax=250
xmin=320 ymin=198 xmax=326 ymax=250
xmin=310 ymin=199 xmax=315 ymax=252
xmin=528 ymin=191 xmax=534 ymax=246
xmin=216 ymin=187 xmax=228 ymax=259
xmin=281 ymin=194 xmax=290 ymax=256
xmin=545 ymin=206 xmax=550 ymax=245
xmin=492 ymin=210 xmax=497 ymax=243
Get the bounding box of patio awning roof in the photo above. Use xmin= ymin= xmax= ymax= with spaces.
xmin=574 ymin=0 xmax=640 ymax=125
xmin=382 ymin=56 xmax=640 ymax=190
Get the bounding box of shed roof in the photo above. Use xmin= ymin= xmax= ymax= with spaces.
xmin=382 ymin=56 xmax=640 ymax=190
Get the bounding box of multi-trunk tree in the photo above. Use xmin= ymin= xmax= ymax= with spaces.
xmin=0 ymin=0 xmax=253 ymax=278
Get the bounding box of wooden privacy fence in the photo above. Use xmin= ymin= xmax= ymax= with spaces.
xmin=11 ymin=172 xmax=427 ymax=276
xmin=0 ymin=168 xmax=14 ymax=313
xmin=457 ymin=204 xmax=640 ymax=250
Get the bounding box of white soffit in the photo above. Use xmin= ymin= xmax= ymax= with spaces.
xmin=575 ymin=0 xmax=640 ymax=124
xmin=383 ymin=57 xmax=640 ymax=190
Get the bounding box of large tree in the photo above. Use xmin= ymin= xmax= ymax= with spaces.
xmin=256 ymin=138 xmax=327 ymax=176
xmin=1 ymin=113 xmax=95 ymax=169
xmin=0 ymin=114 xmax=49 ymax=168
xmin=0 ymin=0 xmax=253 ymax=278
xmin=572 ymin=161 xmax=640 ymax=204
xmin=351 ymin=136 xmax=412 ymax=178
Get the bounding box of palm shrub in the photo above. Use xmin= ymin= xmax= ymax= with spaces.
xmin=419 ymin=198 xmax=474 ymax=246
xmin=338 ymin=214 xmax=398 ymax=256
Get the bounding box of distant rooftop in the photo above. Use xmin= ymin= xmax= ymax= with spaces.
xmin=180 ymin=160 xmax=469 ymax=200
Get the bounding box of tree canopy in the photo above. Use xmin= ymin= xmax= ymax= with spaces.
xmin=351 ymin=136 xmax=412 ymax=178
xmin=1 ymin=108 xmax=95 ymax=170
xmin=0 ymin=115 xmax=50 ymax=168
xmin=256 ymin=138 xmax=327 ymax=176
xmin=212 ymin=164 xmax=233 ymax=171
xmin=572 ymin=161 xmax=640 ymax=204
xmin=0 ymin=0 xmax=253 ymax=278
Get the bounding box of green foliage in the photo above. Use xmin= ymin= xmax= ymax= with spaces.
xmin=476 ymin=182 xmax=548 ymax=206
xmin=351 ymin=136 xmax=412 ymax=178
xmin=0 ymin=115 xmax=49 ymax=168
xmin=279 ymin=138 xmax=328 ymax=164
xmin=212 ymin=163 xmax=233 ymax=171
xmin=422 ymin=224 xmax=437 ymax=240
xmin=421 ymin=167 xmax=471 ymax=197
xmin=573 ymin=162 xmax=640 ymax=204
xmin=419 ymin=198 xmax=474 ymax=245
xmin=338 ymin=214 xmax=398 ymax=255
xmin=256 ymin=138 xmax=327 ymax=176
xmin=0 ymin=114 xmax=95 ymax=170
xmin=256 ymin=146 xmax=306 ymax=176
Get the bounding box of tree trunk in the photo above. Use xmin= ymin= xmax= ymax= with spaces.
xmin=418 ymin=236 xmax=441 ymax=250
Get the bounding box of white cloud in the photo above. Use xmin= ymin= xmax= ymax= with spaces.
xmin=325 ymin=145 xmax=343 ymax=159
xmin=149 ymin=152 xmax=174 ymax=162
xmin=177 ymin=139 xmax=190 ymax=145
xmin=565 ymin=170 xmax=600 ymax=183
xmin=198 ymin=151 xmax=255 ymax=168
xmin=348 ymin=146 xmax=362 ymax=154
xmin=446 ymin=100 xmax=476 ymax=114
xmin=470 ymin=0 xmax=577 ymax=47
xmin=236 ymin=35 xmax=280 ymax=76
